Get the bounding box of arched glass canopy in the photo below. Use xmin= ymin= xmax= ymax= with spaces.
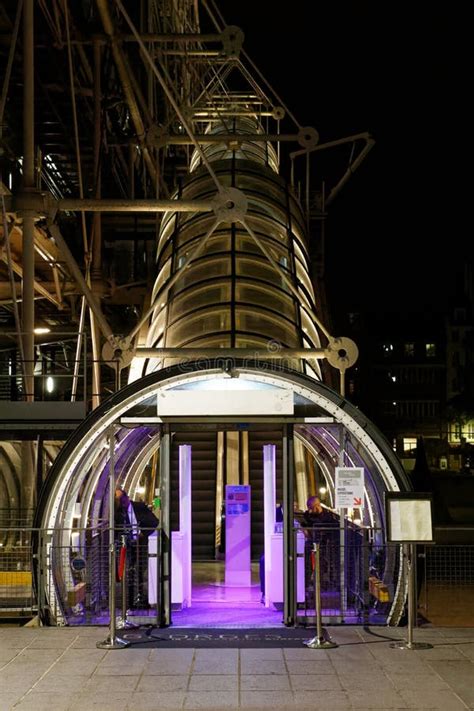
xmin=36 ymin=361 xmax=410 ymax=626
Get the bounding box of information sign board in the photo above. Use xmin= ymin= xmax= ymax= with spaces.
xmin=335 ymin=467 xmax=365 ymax=508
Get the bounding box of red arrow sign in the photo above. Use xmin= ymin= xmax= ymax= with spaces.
xmin=353 ymin=497 xmax=362 ymax=506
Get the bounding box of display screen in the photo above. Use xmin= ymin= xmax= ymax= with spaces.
xmin=226 ymin=486 xmax=250 ymax=516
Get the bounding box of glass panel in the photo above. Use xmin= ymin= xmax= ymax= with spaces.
xmin=175 ymin=232 xmax=232 ymax=256
xmin=235 ymin=282 xmax=295 ymax=319
xmin=235 ymin=230 xmax=289 ymax=255
xmin=174 ymin=212 xmax=214 ymax=233
xmin=176 ymin=257 xmax=231 ymax=289
xmin=249 ymin=200 xmax=288 ymax=228
xmin=304 ymin=362 xmax=321 ymax=380
xmin=151 ymin=258 xmax=171 ymax=302
xmin=295 ymin=262 xmax=315 ymax=302
xmin=289 ymin=201 xmax=306 ymax=235
xmin=300 ymin=310 xmax=321 ymax=347
xmin=147 ymin=308 xmax=167 ymax=347
xmin=156 ymin=240 xmax=173 ymax=270
xmin=235 ymin=308 xmax=300 ymax=346
xmin=169 ymin=282 xmax=231 ymax=321
xmin=236 ymin=174 xmax=285 ymax=203
xmin=241 ymin=214 xmax=288 ymax=244
xmin=167 ymin=307 xmax=231 ymax=346
xmin=156 ymin=215 xmax=177 ymax=255
xmin=184 ymin=334 xmax=232 ymax=348
xmin=293 ymin=240 xmax=309 ymax=264
xmin=236 ymin=257 xmax=286 ymax=286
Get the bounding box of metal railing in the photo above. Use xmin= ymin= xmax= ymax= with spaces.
xmin=0 ymin=509 xmax=35 ymax=527
xmin=0 ymin=335 xmax=126 ymax=410
xmin=0 ymin=526 xmax=37 ymax=620
xmin=0 ymin=332 xmax=89 ymax=402
xmin=0 ymin=525 xmax=161 ymax=626
xmin=419 ymin=544 xmax=474 ymax=626
xmin=1 ymin=523 xmax=473 ymax=627
xmin=296 ymin=525 xmax=398 ymax=626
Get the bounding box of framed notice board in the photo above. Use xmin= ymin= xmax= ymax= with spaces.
xmin=385 ymin=492 xmax=434 ymax=543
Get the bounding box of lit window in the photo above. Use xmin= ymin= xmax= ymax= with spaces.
xmin=404 ymin=342 xmax=415 ymax=357
xmin=403 ymin=437 xmax=417 ymax=452
xmin=425 ymin=343 xmax=436 ymax=357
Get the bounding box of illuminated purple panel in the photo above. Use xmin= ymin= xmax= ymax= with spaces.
xmin=263 ymin=445 xmax=276 ymax=607
xmin=179 ymin=444 xmax=192 ymax=606
xmin=225 ymin=485 xmax=251 ymax=587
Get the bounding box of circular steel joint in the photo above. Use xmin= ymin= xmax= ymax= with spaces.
xmin=212 ymin=188 xmax=248 ymax=223
xmin=102 ymin=338 xmax=134 ymax=370
xmin=272 ymin=106 xmax=285 ymax=120
xmin=297 ymin=126 xmax=320 ymax=149
xmin=221 ymin=25 xmax=244 ymax=58
xmin=325 ymin=336 xmax=359 ymax=370
xmin=146 ymin=124 xmax=167 ymax=149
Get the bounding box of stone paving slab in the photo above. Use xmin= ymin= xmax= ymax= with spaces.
xmin=0 ymin=626 xmax=473 ymax=710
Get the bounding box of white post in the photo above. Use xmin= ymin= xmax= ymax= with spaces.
xmin=263 ymin=444 xmax=276 ymax=607
xmin=179 ymin=445 xmax=192 ymax=606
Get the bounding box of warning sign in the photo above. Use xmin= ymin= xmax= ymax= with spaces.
xmin=335 ymin=467 xmax=365 ymax=509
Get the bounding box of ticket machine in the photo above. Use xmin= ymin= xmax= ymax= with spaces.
xmin=225 ymin=485 xmax=251 ymax=587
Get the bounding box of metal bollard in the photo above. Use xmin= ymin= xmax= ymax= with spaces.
xmin=97 ymin=427 xmax=129 ymax=649
xmin=304 ymin=543 xmax=338 ymax=649
xmin=116 ymin=535 xmax=138 ymax=630
xmin=390 ymin=543 xmax=432 ymax=651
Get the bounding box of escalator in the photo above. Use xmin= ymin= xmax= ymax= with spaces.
xmin=170 ymin=431 xmax=217 ymax=560
xmin=248 ymin=429 xmax=283 ymax=559
xmin=170 ymin=428 xmax=283 ymax=562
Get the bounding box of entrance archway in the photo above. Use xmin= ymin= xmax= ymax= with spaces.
xmin=35 ymin=361 xmax=411 ymax=626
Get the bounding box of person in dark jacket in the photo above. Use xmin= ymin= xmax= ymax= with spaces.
xmin=301 ymin=496 xmax=339 ymax=597
xmin=115 ymin=488 xmax=159 ymax=608
xmin=301 ymin=495 xmax=337 ymax=529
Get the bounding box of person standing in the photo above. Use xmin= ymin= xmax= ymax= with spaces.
xmin=115 ymin=488 xmax=159 ymax=609
xmin=301 ymin=496 xmax=339 ymax=598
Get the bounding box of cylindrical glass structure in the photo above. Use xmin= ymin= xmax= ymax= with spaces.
xmin=133 ymin=118 xmax=321 ymax=379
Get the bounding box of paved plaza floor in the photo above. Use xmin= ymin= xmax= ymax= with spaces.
xmin=1 ymin=625 xmax=474 ymax=710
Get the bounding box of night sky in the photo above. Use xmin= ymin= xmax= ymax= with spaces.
xmin=224 ymin=3 xmax=464 ymax=325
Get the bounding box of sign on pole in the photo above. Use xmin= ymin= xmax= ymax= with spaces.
xmin=335 ymin=467 xmax=365 ymax=508
xmin=385 ymin=492 xmax=433 ymax=543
